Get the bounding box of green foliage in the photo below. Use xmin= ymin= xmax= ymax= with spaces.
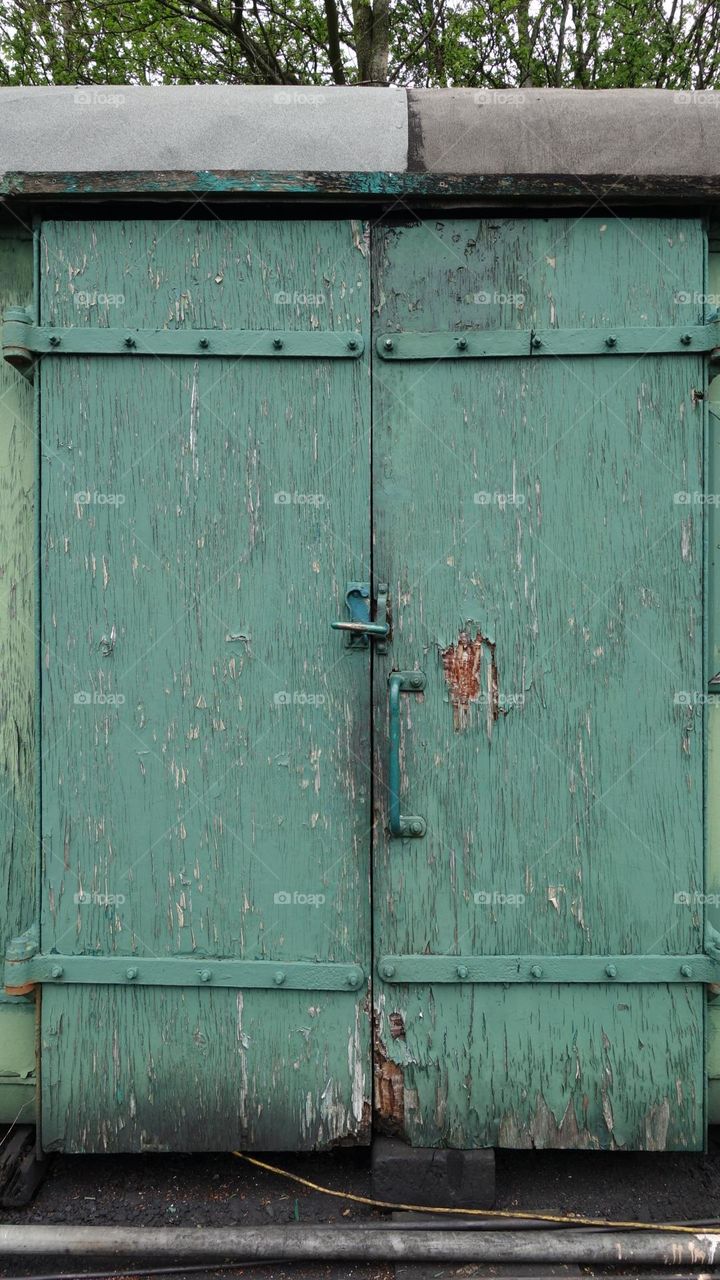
xmin=1 ymin=0 xmax=719 ymax=88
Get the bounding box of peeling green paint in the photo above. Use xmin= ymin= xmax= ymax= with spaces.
xmin=38 ymin=218 xmax=372 ymax=1152
xmin=372 ymin=216 xmax=707 ymax=1150
xmin=5 ymin=170 xmax=720 ymax=202
xmin=0 ymin=227 xmax=36 ymax=1124
xmin=2 ymin=210 xmax=719 ymax=1151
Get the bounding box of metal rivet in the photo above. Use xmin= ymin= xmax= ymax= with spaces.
xmin=50 ymin=965 xmax=63 ymax=980
xmin=199 ymin=969 xmax=212 ymax=983
xmin=273 ymin=970 xmax=286 ymax=985
xmin=605 ymin=963 xmax=617 ymax=979
xmin=49 ymin=335 xmax=61 ymax=347
xmin=381 ymin=963 xmax=395 ymax=980
xmin=681 ymin=333 xmax=693 ymax=346
xmin=346 ymin=969 xmax=362 ymax=987
xmin=272 ymin=338 xmax=284 ymax=351
xmin=605 ymin=335 xmax=617 ymax=348
xmin=125 ymin=967 xmax=138 ymax=981
xmin=199 ymin=338 xmax=209 ymax=349
xmin=681 ymin=963 xmax=693 ymax=978
xmin=347 ymin=337 xmax=358 ymax=351
xmin=383 ymin=338 xmax=394 ymax=352
xmin=531 ymin=337 xmax=543 ymax=350
xmin=456 ymin=964 xmax=469 ymax=980
xmin=455 ymin=337 xmax=468 ymax=351
xmin=530 ymin=964 xmax=543 ymax=979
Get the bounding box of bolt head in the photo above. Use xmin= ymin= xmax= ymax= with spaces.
xmin=456 ymin=337 xmax=468 ymax=351
xmin=125 ymin=967 xmax=138 ymax=981
xmin=273 ymin=970 xmax=286 ymax=985
xmin=50 ymin=965 xmax=63 ymax=980
xmin=347 ymin=337 xmax=358 ymax=351
xmin=410 ymin=674 xmax=423 ymax=689
xmin=383 ymin=338 xmax=394 ymax=352
xmin=49 ymin=335 xmax=61 ymax=347
xmin=681 ymin=333 xmax=693 ymax=346
xmin=456 ymin=964 xmax=469 ymax=980
xmin=531 ymin=337 xmax=542 ymax=350
xmin=681 ymin=963 xmax=693 ymax=978
xmin=605 ymin=336 xmax=617 ymax=348
xmin=199 ymin=338 xmax=209 ymax=349
xmin=409 ymin=820 xmax=424 ymax=836
xmin=124 ymin=337 xmax=136 ymax=349
xmin=381 ymin=964 xmax=395 ymax=980
xmin=199 ymin=969 xmax=212 ymax=983
xmin=272 ymin=338 xmax=284 ymax=350
xmin=605 ymin=964 xmax=617 ymax=979
xmin=346 ymin=969 xmax=362 ymax=987
xmin=530 ymin=964 xmax=543 ymax=979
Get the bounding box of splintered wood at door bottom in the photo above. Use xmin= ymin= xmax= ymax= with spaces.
xmin=373 ymin=984 xmax=703 ymax=1150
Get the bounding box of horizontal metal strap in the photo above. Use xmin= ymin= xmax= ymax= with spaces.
xmin=377 ymin=323 xmax=720 ymax=361
xmin=377 ymin=953 xmax=720 ymax=984
xmin=1 ymin=316 xmax=364 ymax=365
xmin=4 ymin=954 xmax=366 ymax=993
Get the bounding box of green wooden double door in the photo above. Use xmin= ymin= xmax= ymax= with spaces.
xmin=38 ymin=216 xmax=706 ymax=1151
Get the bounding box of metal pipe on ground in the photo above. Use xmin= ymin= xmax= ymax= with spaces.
xmin=2 ymin=1272 xmax=719 ymax=1280
xmin=2 ymin=1225 xmax=720 ymax=1265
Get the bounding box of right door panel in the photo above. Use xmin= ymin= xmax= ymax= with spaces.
xmin=372 ymin=217 xmax=706 ymax=1150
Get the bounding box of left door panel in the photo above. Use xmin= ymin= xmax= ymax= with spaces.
xmin=39 ymin=220 xmax=371 ymax=1152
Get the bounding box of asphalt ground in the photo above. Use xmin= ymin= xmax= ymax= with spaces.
xmin=3 ymin=1135 xmax=720 ymax=1279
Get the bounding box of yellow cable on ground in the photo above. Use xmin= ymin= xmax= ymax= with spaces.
xmin=233 ymin=1150 xmax=716 ymax=1236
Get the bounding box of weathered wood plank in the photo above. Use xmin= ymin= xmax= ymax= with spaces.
xmin=372 ymin=216 xmax=706 ymax=1149
xmin=39 ymin=219 xmax=372 ymax=1151
xmin=0 ymin=229 xmax=36 ymax=1123
xmin=7 ymin=170 xmax=720 ymax=202
xmin=0 ymin=229 xmax=35 ymax=957
xmin=41 ymin=986 xmax=368 ymax=1152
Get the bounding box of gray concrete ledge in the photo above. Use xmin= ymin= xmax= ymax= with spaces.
xmin=0 ymin=85 xmax=408 ymax=176
xmin=2 ymin=86 xmax=720 ymax=197
xmin=408 ymin=87 xmax=720 ymax=177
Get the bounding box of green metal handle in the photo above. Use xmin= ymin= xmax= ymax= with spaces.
xmin=388 ymin=672 xmax=426 ymax=839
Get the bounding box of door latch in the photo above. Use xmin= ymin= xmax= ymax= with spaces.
xmin=332 ymin=582 xmax=389 ymax=652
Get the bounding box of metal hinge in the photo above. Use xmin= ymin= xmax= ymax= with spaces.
xmin=2 ymin=308 xmax=364 ymax=378
xmin=4 ymin=926 xmax=39 ymax=996
xmin=4 ymin=944 xmax=366 ymax=994
xmin=377 ymin=322 xmax=720 ymax=362
xmin=377 ymin=953 xmax=720 ymax=984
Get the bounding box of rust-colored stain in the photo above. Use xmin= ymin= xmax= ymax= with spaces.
xmin=441 ymin=628 xmax=500 ymax=732
xmin=3 ymin=980 xmax=35 ymax=997
xmin=373 ymin=1023 xmax=405 ymax=1134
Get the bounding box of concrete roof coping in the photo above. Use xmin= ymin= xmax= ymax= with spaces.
xmin=0 ymin=85 xmax=408 ymax=175
xmin=2 ymin=86 xmax=720 ymax=196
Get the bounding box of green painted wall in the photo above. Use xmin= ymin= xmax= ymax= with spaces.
xmin=0 ymin=226 xmax=36 ymax=1124
xmin=2 ymin=213 xmax=720 ymax=1145
xmin=706 ymin=236 xmax=720 ymax=1123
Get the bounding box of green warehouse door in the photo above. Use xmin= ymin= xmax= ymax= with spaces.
xmin=36 ymin=215 xmax=708 ymax=1153
xmin=372 ymin=217 xmax=706 ymax=1150
xmin=39 ymin=219 xmax=372 ymax=1151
